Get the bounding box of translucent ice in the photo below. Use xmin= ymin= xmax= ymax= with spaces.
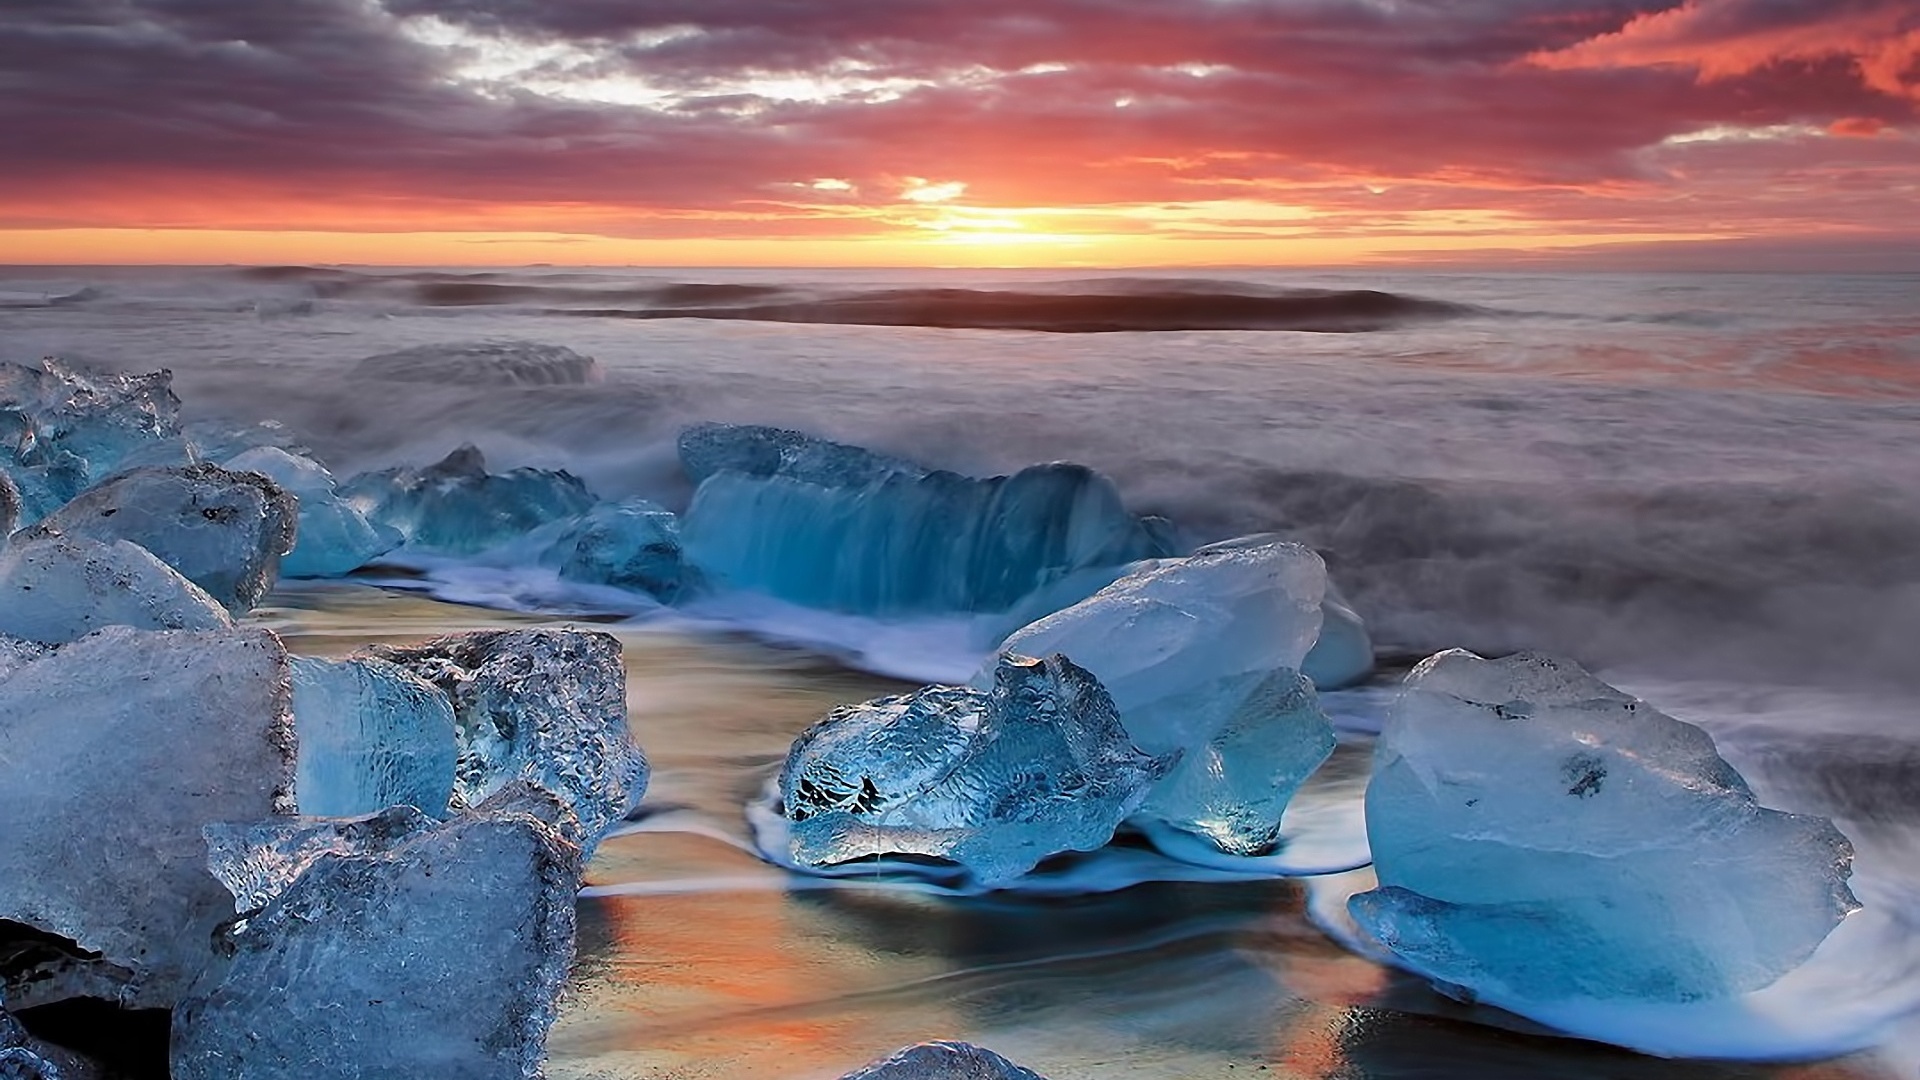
xmin=370 ymin=630 xmax=646 ymax=851
xmin=224 ymin=446 xmax=399 ymax=577
xmin=340 ymin=445 xmax=596 ymax=556
xmin=0 ymin=535 xmax=230 ymax=645
xmin=203 ymin=806 xmax=439 ymax=919
xmin=780 ymin=653 xmax=1173 ymax=885
xmin=0 ymin=627 xmax=294 ymax=1008
xmin=1305 ymin=582 xmax=1375 ymax=690
xmin=290 ymin=656 xmax=458 ymax=818
xmin=1350 ymin=650 xmax=1859 ymax=1003
xmin=840 ymin=1042 xmax=1049 ymax=1080
xmin=683 ymin=455 xmax=1171 ymax=615
xmin=543 ymin=497 xmax=689 ymax=600
xmin=171 ymin=787 xmax=580 ymax=1080
xmin=23 ymin=465 xmax=296 ymax=612
xmin=0 ymin=359 xmax=192 ymax=526
xmin=679 ymin=422 xmax=920 ymax=488
xmin=0 ymin=1046 xmax=61 ymax=1080
xmin=985 ymin=536 xmax=1337 ymax=854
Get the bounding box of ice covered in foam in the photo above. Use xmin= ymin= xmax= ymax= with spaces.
xmin=1350 ymin=650 xmax=1859 ymax=1004
xmin=542 ymin=497 xmax=690 ymax=600
xmin=780 ymin=653 xmax=1172 ymax=885
xmin=341 ymin=445 xmax=596 ymax=556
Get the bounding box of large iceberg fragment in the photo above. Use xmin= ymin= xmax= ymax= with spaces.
xmin=1350 ymin=650 xmax=1859 ymax=1003
xmin=290 ymin=656 xmax=458 ymax=818
xmin=0 ymin=627 xmax=294 ymax=1008
xmin=681 ymin=425 xmax=1171 ymax=615
xmin=224 ymin=446 xmax=399 ymax=577
xmin=0 ymin=535 xmax=230 ymax=644
xmin=984 ymin=536 xmax=1338 ymax=854
xmin=0 ymin=360 xmax=192 ymax=526
xmin=171 ymin=787 xmax=581 ymax=1080
xmin=370 ymin=629 xmax=645 ymax=851
xmin=840 ymin=1042 xmax=1049 ymax=1080
xmin=340 ymin=445 xmax=596 ymax=556
xmin=22 ymin=464 xmax=295 ymax=612
xmin=542 ymin=497 xmax=689 ymax=600
xmin=780 ymin=653 xmax=1173 ymax=885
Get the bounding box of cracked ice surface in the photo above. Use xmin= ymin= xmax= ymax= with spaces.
xmin=781 ymin=653 xmax=1172 ymax=885
xmin=0 ymin=535 xmax=229 ymax=645
xmin=172 ymin=787 xmax=581 ymax=1080
xmin=1350 ymin=650 xmax=1859 ymax=1003
xmin=290 ymin=655 xmax=458 ymax=819
xmin=23 ymin=465 xmax=295 ymax=612
xmin=0 ymin=627 xmax=294 ymax=1008
xmin=370 ymin=630 xmax=646 ymax=852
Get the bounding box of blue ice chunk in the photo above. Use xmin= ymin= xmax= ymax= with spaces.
xmin=22 ymin=465 xmax=296 ymax=613
xmin=339 ymin=445 xmax=596 ymax=556
xmin=840 ymin=1042 xmax=1049 ymax=1080
xmin=1350 ymin=650 xmax=1859 ymax=1003
xmin=1304 ymin=582 xmax=1375 ymax=689
xmin=0 ymin=536 xmax=230 ymax=644
xmin=542 ymin=498 xmax=689 ymax=600
xmin=984 ymin=535 xmax=1337 ymax=854
xmin=780 ymin=653 xmax=1174 ymax=885
xmin=290 ymin=656 xmax=458 ymax=818
xmin=682 ymin=457 xmax=1171 ymax=615
xmin=369 ymin=630 xmax=646 ymax=853
xmin=0 ymin=360 xmax=192 ymax=527
xmin=183 ymin=418 xmax=307 ymax=465
xmin=225 ymin=447 xmax=399 ymax=577
xmin=679 ymin=422 xmax=919 ymax=488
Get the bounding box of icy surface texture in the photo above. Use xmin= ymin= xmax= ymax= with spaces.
xmin=986 ymin=535 xmax=1337 ymax=853
xmin=182 ymin=418 xmax=307 ymax=465
xmin=1350 ymin=650 xmax=1859 ymax=1003
xmin=351 ymin=340 xmax=605 ymax=387
xmin=840 ymin=1041 xmax=1049 ymax=1080
xmin=0 ymin=637 xmax=46 ymax=681
xmin=290 ymin=656 xmax=458 ymax=818
xmin=683 ymin=443 xmax=1171 ymax=614
xmin=543 ymin=497 xmax=689 ymax=600
xmin=1138 ymin=670 xmax=1338 ymax=856
xmin=370 ymin=630 xmax=645 ymax=851
xmin=23 ymin=465 xmax=295 ymax=612
xmin=1305 ymin=582 xmax=1375 ymax=690
xmin=203 ymin=806 xmax=438 ymax=919
xmin=172 ymin=787 xmax=582 ymax=1080
xmin=0 ymin=1047 xmax=61 ymax=1080
xmin=0 ymin=627 xmax=294 ymax=1008
xmin=225 ymin=446 xmax=399 ymax=577
xmin=679 ymin=422 xmax=921 ymax=487
xmin=0 ymin=359 xmax=191 ymax=526
xmin=340 ymin=445 xmax=596 ymax=556
xmin=0 ymin=469 xmax=16 ymax=537
xmin=0 ymin=536 xmax=230 ymax=645
xmin=781 ymin=654 xmax=1173 ymax=885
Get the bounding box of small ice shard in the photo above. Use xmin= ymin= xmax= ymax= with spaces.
xmin=840 ymin=1041 xmax=1049 ymax=1080
xmin=1350 ymin=650 xmax=1859 ymax=1003
xmin=370 ymin=630 xmax=645 ymax=851
xmin=780 ymin=653 xmax=1173 ymax=885
xmin=224 ymin=446 xmax=400 ymax=577
xmin=351 ymin=340 xmax=605 ymax=386
xmin=0 ymin=360 xmax=192 ymax=526
xmin=543 ymin=498 xmax=689 ymax=600
xmin=682 ymin=431 xmax=1171 ymax=614
xmin=679 ymin=422 xmax=920 ymax=488
xmin=203 ymin=806 xmax=439 ymax=920
xmin=0 ymin=535 xmax=230 ymax=645
xmin=340 ymin=445 xmax=596 ymax=556
xmin=0 ymin=627 xmax=294 ymax=1008
xmin=290 ymin=656 xmax=458 ymax=818
xmin=984 ymin=535 xmax=1337 ymax=854
xmin=1304 ymin=581 xmax=1375 ymax=690
xmin=22 ymin=464 xmax=296 ymax=612
xmin=171 ymin=787 xmax=581 ymax=1080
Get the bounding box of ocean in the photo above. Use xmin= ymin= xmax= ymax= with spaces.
xmin=3 ymin=264 xmax=1917 ymax=1078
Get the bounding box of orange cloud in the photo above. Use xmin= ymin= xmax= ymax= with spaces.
xmin=1530 ymin=0 xmax=1920 ymax=101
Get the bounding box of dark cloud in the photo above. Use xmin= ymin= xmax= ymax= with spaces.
xmin=0 ymin=0 xmax=1913 ymax=242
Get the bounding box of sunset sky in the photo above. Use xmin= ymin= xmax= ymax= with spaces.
xmin=4 ymin=0 xmax=1917 ymax=267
